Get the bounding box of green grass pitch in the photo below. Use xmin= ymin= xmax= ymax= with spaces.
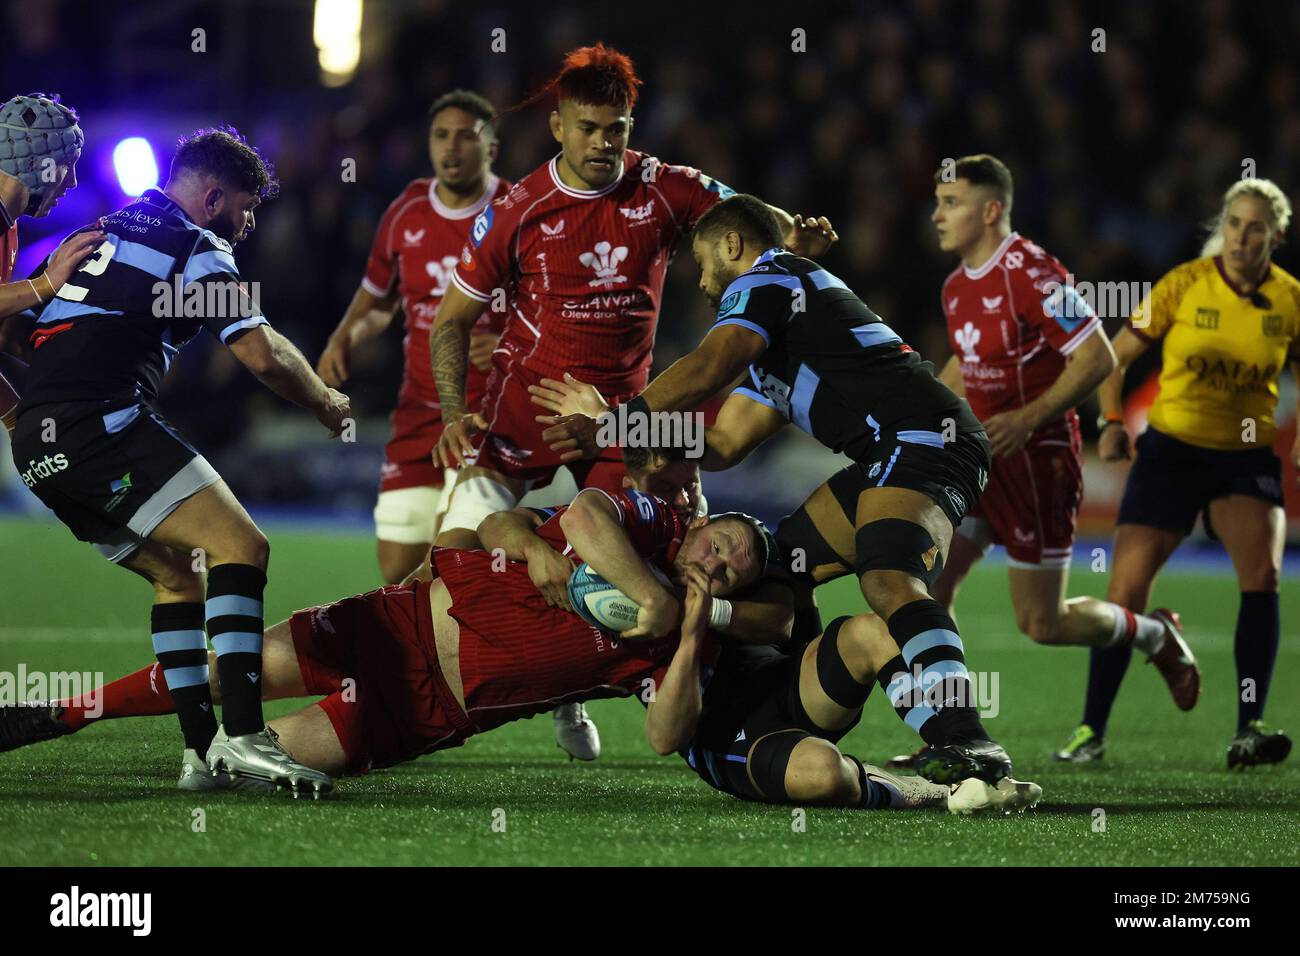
xmin=1 ymin=515 xmax=1296 ymax=866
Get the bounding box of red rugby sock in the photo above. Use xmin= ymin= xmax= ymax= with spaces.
xmin=57 ymin=663 xmax=176 ymax=731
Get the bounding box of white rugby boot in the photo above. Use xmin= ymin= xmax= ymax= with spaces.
xmin=947 ymin=776 xmax=1043 ymax=815
xmin=552 ymin=703 xmax=600 ymax=761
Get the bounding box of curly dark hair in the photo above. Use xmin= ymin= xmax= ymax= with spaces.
xmin=169 ymin=125 xmax=278 ymax=199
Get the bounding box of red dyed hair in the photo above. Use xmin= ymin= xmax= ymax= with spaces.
xmin=518 ymin=42 xmax=643 ymax=113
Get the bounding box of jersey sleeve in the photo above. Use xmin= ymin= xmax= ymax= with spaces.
xmin=360 ymin=196 xmax=401 ymax=298
xmin=1015 ymin=256 xmax=1102 ymax=355
xmin=710 ymin=269 xmax=801 ymax=349
xmin=650 ymin=158 xmax=736 ymax=232
xmin=583 ymin=487 xmax=685 ymax=561
xmin=450 ymin=194 xmax=517 ymax=303
xmin=1127 ymin=262 xmax=1197 ymax=342
xmin=182 ymin=234 xmax=268 ymax=345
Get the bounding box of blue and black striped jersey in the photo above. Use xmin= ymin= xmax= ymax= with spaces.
xmin=18 ymin=189 xmax=268 ymax=411
xmin=714 ymin=248 xmax=981 ymax=462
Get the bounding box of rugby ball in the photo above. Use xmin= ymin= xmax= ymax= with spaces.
xmin=567 ymin=561 xmax=673 ymax=632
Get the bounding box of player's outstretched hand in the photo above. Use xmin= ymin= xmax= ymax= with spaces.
xmin=45 ymin=225 xmax=108 ymax=290
xmin=537 ymin=412 xmax=602 ymax=463
xmin=434 ymin=412 xmax=488 ymax=468
xmin=529 ymin=373 xmax=609 ymax=419
xmin=1098 ymin=423 xmax=1132 ymax=462
xmin=317 ymin=387 xmax=352 ymax=438
xmin=527 ymin=545 xmax=575 ymax=612
xmin=316 ymin=337 xmax=350 ymax=387
xmin=680 ymin=562 xmax=713 ymax=641
xmin=468 ymin=330 xmax=500 ymax=372
xmin=786 ymin=213 xmax=838 ymax=258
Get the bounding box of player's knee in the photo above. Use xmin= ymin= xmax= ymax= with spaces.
xmin=786 ymin=740 xmax=857 ymax=804
xmin=149 ymin=558 xmax=204 ymax=603
xmin=243 ymin=528 xmax=270 ymax=570
xmin=377 ymin=550 xmax=412 ymax=586
xmin=1018 ymin=609 xmax=1063 ymax=645
xmin=1239 ymin=566 xmax=1279 ymax=593
xmin=859 ymin=570 xmax=925 ymax=620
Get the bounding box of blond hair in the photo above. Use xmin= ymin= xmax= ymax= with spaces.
xmin=1201 ymin=178 xmax=1293 ymax=257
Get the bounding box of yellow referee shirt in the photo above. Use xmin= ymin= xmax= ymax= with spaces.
xmin=1127 ymin=256 xmax=1300 ymax=451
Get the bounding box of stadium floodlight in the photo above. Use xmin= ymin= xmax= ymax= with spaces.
xmin=112 ymin=137 xmax=158 ymax=197
xmin=314 ymin=0 xmax=363 ymax=87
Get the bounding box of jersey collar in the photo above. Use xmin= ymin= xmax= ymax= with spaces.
xmin=755 ymin=247 xmax=785 ymax=265
xmin=1213 ymin=255 xmax=1272 ymax=297
xmin=548 ymin=154 xmax=625 ymax=199
xmin=429 ymin=173 xmax=500 ymax=220
xmin=962 ymin=231 xmax=1019 ymax=279
xmin=141 ymin=188 xmax=192 ymax=223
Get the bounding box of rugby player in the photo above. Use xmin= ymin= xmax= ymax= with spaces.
xmin=877 ymin=156 xmax=1196 ymax=769
xmin=317 ymin=90 xmax=510 ymax=584
xmin=0 ymin=93 xmax=101 ymax=434
xmin=1 ymin=483 xmax=768 ymax=785
xmin=534 ymin=194 xmax=1020 ymax=786
xmin=428 ymin=43 xmax=834 ymax=756
xmin=9 ymin=127 xmax=350 ymax=794
xmin=651 ymin=593 xmax=1043 ymax=814
xmin=1060 ymin=178 xmax=1299 ymax=767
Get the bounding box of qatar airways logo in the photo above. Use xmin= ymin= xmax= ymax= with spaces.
xmin=579 ymin=241 xmax=629 ymax=287
xmin=955 ymin=321 xmax=981 ymax=363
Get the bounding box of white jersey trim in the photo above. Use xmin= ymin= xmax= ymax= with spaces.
xmin=429 ymin=174 xmax=501 ymax=221
xmin=548 ymin=154 xmax=625 ymax=199
xmin=963 ymin=232 xmax=1021 ymax=280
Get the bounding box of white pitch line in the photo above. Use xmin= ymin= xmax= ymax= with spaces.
xmin=0 ymin=627 xmax=142 ymax=644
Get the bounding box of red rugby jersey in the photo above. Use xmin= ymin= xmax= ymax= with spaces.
xmin=940 ymin=232 xmax=1102 ymax=445
xmin=361 ymin=175 xmax=511 ymax=410
xmin=451 ymin=150 xmax=731 ymax=395
xmin=430 ymin=488 xmax=708 ymax=732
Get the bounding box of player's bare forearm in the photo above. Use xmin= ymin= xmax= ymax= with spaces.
xmin=722 ymin=579 xmax=794 ymax=645
xmin=644 ymin=631 xmax=705 ymax=755
xmin=430 ymin=320 xmax=471 ymax=420
xmin=1099 ymin=327 xmax=1148 ymax=417
xmin=430 ymin=285 xmax=487 ymax=422
xmin=231 ymin=326 xmax=330 ymax=411
xmin=700 ymin=392 xmax=787 ymax=471
xmin=1021 ymin=331 xmax=1116 ymax=430
xmin=640 ymin=327 xmax=761 ymax=415
xmin=560 ymin=492 xmax=674 ymax=615
xmin=331 ymin=286 xmax=397 ymax=347
xmin=0 ymin=277 xmax=53 ymax=324
xmin=477 ymin=508 xmax=546 ymax=562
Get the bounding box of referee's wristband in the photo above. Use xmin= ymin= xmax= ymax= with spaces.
xmin=1096 ymin=413 xmax=1124 ymax=430
xmin=708 ymin=598 xmax=733 ymax=630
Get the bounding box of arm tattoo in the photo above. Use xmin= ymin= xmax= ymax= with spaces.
xmin=431 ymin=319 xmax=471 ymax=421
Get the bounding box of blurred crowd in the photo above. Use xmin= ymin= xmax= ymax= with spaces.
xmin=4 ymin=0 xmax=1298 ymax=507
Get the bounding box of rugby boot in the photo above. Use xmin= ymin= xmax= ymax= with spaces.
xmin=205 ymin=726 xmax=332 ymax=799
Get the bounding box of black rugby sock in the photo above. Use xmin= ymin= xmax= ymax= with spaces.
xmin=206 ymin=564 xmax=266 ymax=737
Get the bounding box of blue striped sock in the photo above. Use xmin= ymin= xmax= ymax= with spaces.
xmin=206 ymin=563 xmax=266 ymax=737
xmin=152 ymin=602 xmax=216 ymax=756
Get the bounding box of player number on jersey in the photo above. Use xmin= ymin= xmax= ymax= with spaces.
xmin=59 ymin=239 xmax=115 ymax=302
